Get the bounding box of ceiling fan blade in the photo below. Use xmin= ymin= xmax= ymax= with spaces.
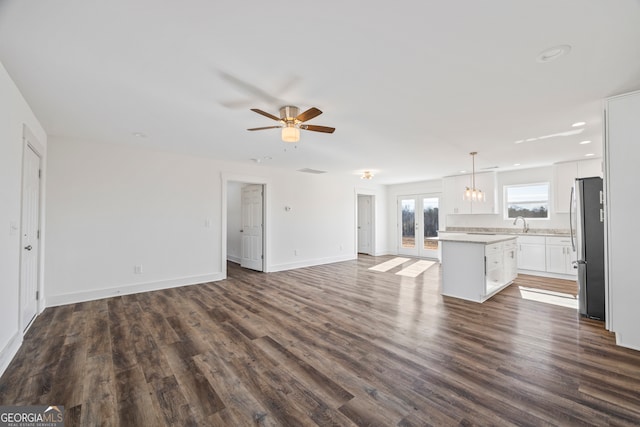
xmin=219 ymin=71 xmax=282 ymax=105
xmin=300 ymin=124 xmax=335 ymax=134
xmin=250 ymin=108 xmax=281 ymax=121
xmin=296 ymin=107 xmax=323 ymax=123
xmin=247 ymin=126 xmax=282 ymax=131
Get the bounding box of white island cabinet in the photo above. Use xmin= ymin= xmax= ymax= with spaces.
xmin=440 ymin=234 xmax=518 ymax=303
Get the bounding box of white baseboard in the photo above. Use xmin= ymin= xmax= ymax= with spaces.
xmin=46 ymin=273 xmax=225 ymax=307
xmin=0 ymin=331 xmax=22 ymax=378
xmin=227 ymin=255 xmax=241 ymax=264
xmin=517 ymin=269 xmax=577 ymax=280
xmin=268 ymin=254 xmax=356 ymax=273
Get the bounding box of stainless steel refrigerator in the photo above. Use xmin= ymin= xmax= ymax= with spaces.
xmin=570 ymin=177 xmax=605 ymax=320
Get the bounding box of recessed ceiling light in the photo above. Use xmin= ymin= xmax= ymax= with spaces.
xmin=132 ymin=132 xmax=147 ymax=138
xmin=513 ymin=163 xmax=521 ymax=166
xmin=514 ymin=140 xmax=524 ymax=144
xmin=572 ymin=121 xmax=586 ymax=127
xmin=579 ymin=140 xmax=591 ymax=145
xmin=459 ymin=170 xmax=467 ymax=173
xmin=585 ymin=153 xmax=595 ymax=157
xmin=536 ymin=45 xmax=571 ymax=63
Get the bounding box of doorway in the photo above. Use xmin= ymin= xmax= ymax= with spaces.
xmin=398 ymin=194 xmax=440 ymax=258
xmin=240 ymin=184 xmax=264 ymax=271
xmin=20 ymin=140 xmax=42 ymax=331
xmin=357 ymin=194 xmax=374 ymax=255
xmin=225 ymin=178 xmax=266 ymax=274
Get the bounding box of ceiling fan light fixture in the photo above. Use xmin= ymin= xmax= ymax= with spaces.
xmin=282 ymin=126 xmax=300 ymax=143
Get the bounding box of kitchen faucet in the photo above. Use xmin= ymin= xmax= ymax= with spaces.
xmin=513 ymin=216 xmax=529 ymax=233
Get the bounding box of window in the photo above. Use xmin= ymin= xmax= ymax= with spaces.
xmin=504 ymin=183 xmax=550 ymax=219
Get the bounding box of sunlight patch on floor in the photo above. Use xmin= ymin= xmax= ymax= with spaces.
xmin=395 ymin=260 xmax=436 ymax=278
xmin=369 ymin=257 xmax=410 ymax=272
xmin=518 ymin=286 xmax=578 ymax=309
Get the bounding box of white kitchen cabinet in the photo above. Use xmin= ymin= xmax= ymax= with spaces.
xmin=605 ymin=90 xmax=640 ymax=349
xmin=554 ymin=162 xmax=576 ymax=214
xmin=443 ymin=172 xmax=497 ymax=215
xmin=517 ymin=235 xmax=546 ymax=271
xmin=545 ymin=236 xmax=577 ymax=276
xmin=443 ymin=174 xmax=471 ymax=214
xmin=555 ymin=160 xmax=603 ymax=213
xmin=440 ymin=235 xmax=517 ymax=302
xmin=504 ymin=239 xmax=518 ymax=282
xmin=471 ymin=172 xmax=498 ymax=214
xmin=577 ymin=159 xmax=602 ymax=178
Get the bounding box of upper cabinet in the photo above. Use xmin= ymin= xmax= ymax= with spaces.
xmin=443 ymin=172 xmax=497 ymax=215
xmin=443 ymin=174 xmax=471 ymax=214
xmin=554 ymin=159 xmax=602 ymax=213
xmin=471 ymin=172 xmax=498 ymax=214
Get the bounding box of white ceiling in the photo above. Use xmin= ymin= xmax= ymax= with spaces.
xmin=1 ymin=0 xmax=639 ymax=184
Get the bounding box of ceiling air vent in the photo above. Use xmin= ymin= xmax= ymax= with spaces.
xmin=297 ymin=168 xmax=327 ymax=174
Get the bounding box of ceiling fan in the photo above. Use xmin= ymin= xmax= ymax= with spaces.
xmin=247 ymin=106 xmax=335 ymax=142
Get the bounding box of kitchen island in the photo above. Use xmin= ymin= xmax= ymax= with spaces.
xmin=437 ymin=234 xmax=518 ymax=302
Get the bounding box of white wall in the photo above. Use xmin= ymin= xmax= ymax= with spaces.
xmin=0 ymin=61 xmax=47 ymax=375
xmin=45 ymin=138 xmax=223 ymax=305
xmin=226 ymin=181 xmax=242 ymax=263
xmin=45 ymin=137 xmax=387 ymax=303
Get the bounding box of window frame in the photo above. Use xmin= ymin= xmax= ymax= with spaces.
xmin=503 ymin=182 xmax=550 ymax=220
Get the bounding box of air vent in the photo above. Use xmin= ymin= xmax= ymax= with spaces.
xmin=297 ymin=168 xmax=327 ymax=174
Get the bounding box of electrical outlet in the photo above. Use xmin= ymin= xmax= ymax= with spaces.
xmin=134 ymin=265 xmax=143 ymax=274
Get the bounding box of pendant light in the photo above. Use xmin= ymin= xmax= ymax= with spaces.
xmin=463 ymin=152 xmax=485 ymax=202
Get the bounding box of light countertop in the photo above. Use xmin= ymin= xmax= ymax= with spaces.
xmin=430 ymin=234 xmax=518 ymax=244
xmin=440 ymin=228 xmax=570 ymax=237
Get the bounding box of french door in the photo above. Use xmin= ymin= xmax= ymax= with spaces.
xmin=398 ymin=194 xmax=440 ymax=258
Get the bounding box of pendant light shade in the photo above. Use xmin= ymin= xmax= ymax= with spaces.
xmin=463 ymin=152 xmax=485 ymax=202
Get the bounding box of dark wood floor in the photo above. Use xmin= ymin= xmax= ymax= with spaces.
xmin=2 ymin=255 xmax=640 ymax=426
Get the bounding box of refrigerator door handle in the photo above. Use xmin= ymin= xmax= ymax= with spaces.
xmin=569 ymin=185 xmax=576 ymax=252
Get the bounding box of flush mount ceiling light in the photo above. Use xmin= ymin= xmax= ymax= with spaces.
xmin=579 ymin=140 xmax=592 ymax=145
xmin=536 ymin=44 xmax=571 ymax=63
xmin=361 ymin=171 xmax=374 ymax=180
xmin=463 ymin=152 xmax=485 ymax=202
xmin=585 ymin=153 xmax=595 ymax=157
xmin=572 ymin=121 xmax=586 ymax=127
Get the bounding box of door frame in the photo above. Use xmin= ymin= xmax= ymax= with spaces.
xmin=355 ymin=188 xmax=376 ymax=257
xmin=19 ymin=125 xmax=45 ymax=333
xmin=221 ymin=173 xmax=270 ymax=276
xmin=397 ymin=193 xmax=441 ymax=259
xmin=357 ymin=194 xmax=375 ymax=255
xmin=240 ymin=183 xmax=264 ymax=271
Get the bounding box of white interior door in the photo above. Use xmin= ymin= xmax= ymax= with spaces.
xmin=357 ymin=195 xmax=373 ymax=255
xmin=240 ymin=184 xmax=264 ymax=271
xmin=20 ymin=145 xmax=41 ymax=330
xmin=398 ymin=194 xmax=440 ymax=258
